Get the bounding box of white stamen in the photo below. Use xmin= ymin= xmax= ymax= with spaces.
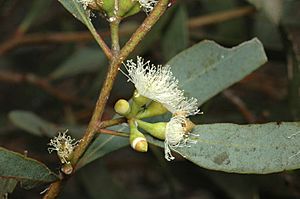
xmin=138 ymin=0 xmax=158 ymax=13
xmin=164 ymin=116 xmax=197 ymax=161
xmin=122 ymin=56 xmax=200 ymax=117
xmin=48 ymin=130 xmax=80 ymax=164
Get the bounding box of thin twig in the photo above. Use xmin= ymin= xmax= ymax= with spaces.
xmin=43 ymin=181 xmax=62 ymax=199
xmin=70 ymin=0 xmax=170 ymax=167
xmin=98 ymin=129 xmax=129 ymax=137
xmin=97 ymin=117 xmax=127 ymax=129
xmin=0 ymin=70 xmax=92 ymax=106
xmin=0 ymin=28 xmax=133 ymax=55
xmin=222 ymin=89 xmax=256 ymax=123
xmin=188 ymin=6 xmax=256 ymax=28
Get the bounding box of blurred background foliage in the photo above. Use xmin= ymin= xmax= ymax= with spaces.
xmin=1 ymin=0 xmax=300 ymax=198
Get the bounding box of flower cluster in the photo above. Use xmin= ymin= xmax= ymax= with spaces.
xmin=123 ymin=56 xmax=199 ymax=117
xmin=48 ymin=130 xmax=80 ymax=164
xmin=122 ymin=56 xmax=200 ymax=160
xmin=138 ymin=0 xmax=158 ymax=13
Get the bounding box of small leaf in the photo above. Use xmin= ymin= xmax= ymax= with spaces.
xmin=147 ymin=122 xmax=300 ymax=174
xmin=58 ymin=0 xmax=91 ymax=26
xmin=50 ymin=47 xmax=106 ymax=79
xmin=0 ymin=147 xmax=59 ymax=189
xmin=58 ymin=0 xmax=105 ymax=51
xmin=168 ymin=38 xmax=268 ymax=106
xmin=18 ymin=0 xmax=52 ymax=33
xmin=8 ymin=110 xmax=58 ymax=137
xmin=9 ymin=110 xmax=85 ymax=138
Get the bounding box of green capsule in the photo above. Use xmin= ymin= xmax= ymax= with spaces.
xmin=137 ymin=101 xmax=168 ymax=119
xmin=136 ymin=119 xmax=166 ymax=140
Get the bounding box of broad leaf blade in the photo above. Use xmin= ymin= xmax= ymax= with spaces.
xmin=0 ymin=147 xmax=59 ymax=189
xmin=147 ymin=122 xmax=300 ymax=174
xmin=168 ymin=38 xmax=267 ymax=105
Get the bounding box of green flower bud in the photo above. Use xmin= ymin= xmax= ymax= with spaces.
xmin=84 ymin=0 xmax=142 ymax=20
xmin=136 ymin=119 xmax=166 ymax=140
xmin=133 ymin=90 xmax=150 ymax=106
xmin=119 ymin=1 xmax=141 ymax=18
xmin=129 ymin=120 xmax=148 ymax=152
xmin=114 ymin=99 xmax=131 ymax=116
xmin=128 ymin=90 xmax=151 ymax=118
xmin=136 ymin=101 xmax=168 ymax=119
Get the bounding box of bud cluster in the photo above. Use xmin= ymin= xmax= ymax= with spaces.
xmin=77 ymin=0 xmax=159 ymax=21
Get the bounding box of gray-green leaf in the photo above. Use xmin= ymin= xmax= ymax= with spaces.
xmin=162 ymin=5 xmax=189 ymax=60
xmin=147 ymin=122 xmax=300 ymax=174
xmin=50 ymin=47 xmax=106 ymax=80
xmin=0 ymin=147 xmax=59 ymax=189
xmin=168 ymin=38 xmax=267 ymax=105
xmin=8 ymin=110 xmax=58 ymax=137
xmin=58 ymin=0 xmax=105 ymax=52
xmin=58 ymin=0 xmax=91 ymax=25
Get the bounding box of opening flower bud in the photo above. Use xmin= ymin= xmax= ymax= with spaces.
xmin=114 ymin=99 xmax=131 ymax=116
xmin=136 ymin=119 xmax=166 ymax=140
xmin=48 ymin=130 xmax=80 ymax=164
xmin=136 ymin=101 xmax=168 ymax=119
xmin=129 ymin=120 xmax=148 ymax=152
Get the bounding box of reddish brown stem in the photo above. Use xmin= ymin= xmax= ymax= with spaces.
xmin=0 ymin=70 xmax=92 ymax=106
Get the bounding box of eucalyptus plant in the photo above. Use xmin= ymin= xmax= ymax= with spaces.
xmin=1 ymin=0 xmax=300 ymax=198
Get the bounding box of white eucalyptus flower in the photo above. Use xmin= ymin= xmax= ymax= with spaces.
xmin=48 ymin=130 xmax=80 ymax=164
xmin=122 ymin=56 xmax=200 ymax=117
xmin=164 ymin=116 xmax=197 ymax=161
xmin=138 ymin=0 xmax=158 ymax=13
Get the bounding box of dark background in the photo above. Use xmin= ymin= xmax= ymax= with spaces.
xmin=1 ymin=0 xmax=300 ymax=198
